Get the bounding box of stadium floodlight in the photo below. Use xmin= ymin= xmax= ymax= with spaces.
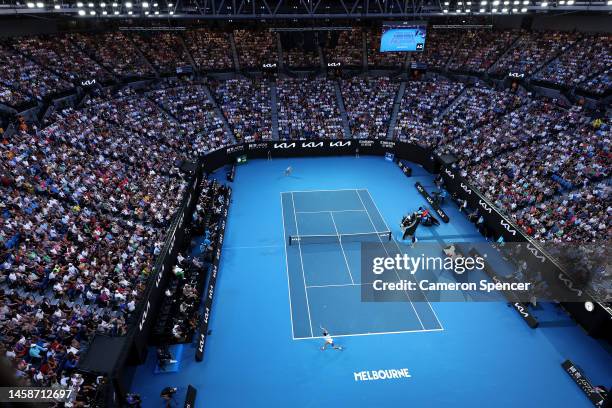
xmin=154 ymin=10 xmax=159 ymax=14
xmin=153 ymin=2 xmax=158 ymax=6
xmin=480 ymin=0 xmax=487 ymax=4
xmin=567 ymin=0 xmax=574 ymax=4
xmin=100 ymin=2 xmax=106 ymax=6
xmin=89 ymin=10 xmax=95 ymax=14
xmin=26 ymin=2 xmax=34 ymax=7
xmin=168 ymin=2 xmax=173 ymax=6
xmin=36 ymin=1 xmax=43 ymax=6
xmin=114 ymin=10 xmax=119 ymax=13
xmin=512 ymin=7 xmax=518 ymax=11
xmin=521 ymin=6 xmax=527 ymax=10
xmin=443 ymin=8 xmax=449 ymax=12
xmin=479 ymin=7 xmax=486 ymax=11
xmin=467 ymin=1 xmax=472 ymax=4
xmin=128 ymin=10 xmax=133 ymax=14
xmin=502 ymin=7 xmax=508 ymax=11
xmin=144 ymin=10 xmax=149 ymax=14
xmin=503 ymin=1 xmax=509 ymax=5
xmin=492 ymin=7 xmax=498 ymax=11
xmin=540 ymin=1 xmax=547 ymax=6
xmin=142 ymin=1 xmax=148 ymax=7
xmin=169 ymin=10 xmax=174 ymax=14
xmin=458 ymin=1 xmax=462 ymax=5
xmin=112 ymin=2 xmax=117 ymax=5
xmin=523 ymin=0 xmax=529 ymax=4
xmin=608 ymin=0 xmax=612 ymax=5
xmin=493 ymin=0 xmax=499 ymax=5
xmin=78 ymin=9 xmax=85 ymax=14
xmin=513 ymin=1 xmax=519 ymax=4
xmin=54 ymin=4 xmax=60 ymax=8
xmin=125 ymin=1 xmax=132 ymax=7
xmin=77 ymin=1 xmax=83 ymax=5
xmin=102 ymin=10 xmax=107 ymax=14
xmin=559 ymin=0 xmax=565 ymax=4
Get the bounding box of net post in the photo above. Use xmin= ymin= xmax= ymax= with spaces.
xmin=387 ymin=231 xmax=392 ymax=241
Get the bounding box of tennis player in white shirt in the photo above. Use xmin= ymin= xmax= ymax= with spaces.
xmin=320 ymin=326 xmax=343 ymax=351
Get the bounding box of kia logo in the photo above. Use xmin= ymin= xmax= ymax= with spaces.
xmin=479 ymin=200 xmax=492 ymax=214
xmin=329 ymin=141 xmax=351 ymax=147
xmin=514 ymin=303 xmax=529 ymax=318
xmin=302 ymin=141 xmax=324 ymax=148
xmin=138 ymin=301 xmax=151 ymax=331
xmin=274 ymin=142 xmax=296 ymax=149
xmin=460 ymin=183 xmax=472 ymax=194
xmin=500 ymin=220 xmax=516 ymax=236
xmin=558 ymin=274 xmax=583 ymax=296
xmin=526 ymin=243 xmax=546 ymax=263
xmin=81 ymin=79 xmax=96 ymax=86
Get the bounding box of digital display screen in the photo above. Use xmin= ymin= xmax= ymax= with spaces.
xmin=380 ymin=21 xmax=427 ymax=52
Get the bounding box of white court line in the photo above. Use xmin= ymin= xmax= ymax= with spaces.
xmin=280 ymin=194 xmax=296 ymax=340
xmin=290 ymin=192 xmax=314 ymax=338
xmin=295 ymin=209 xmax=367 ymax=214
xmin=293 ymin=328 xmax=444 ymax=340
xmin=306 ymin=283 xmax=370 ymax=288
xmin=362 ymin=189 xmax=445 ymax=332
xmin=288 ymin=188 xmax=367 ymax=194
xmin=355 ymin=189 xmax=425 ymax=330
xmin=224 ymin=244 xmax=282 ymax=250
xmin=329 ymin=211 xmax=354 ymax=284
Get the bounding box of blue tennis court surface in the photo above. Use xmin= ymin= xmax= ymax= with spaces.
xmin=281 ymin=189 xmax=443 ymax=339
xmin=129 ymin=156 xmax=612 ymax=408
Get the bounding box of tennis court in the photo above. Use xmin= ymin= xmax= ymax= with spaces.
xmin=281 ymin=188 xmax=443 ymax=339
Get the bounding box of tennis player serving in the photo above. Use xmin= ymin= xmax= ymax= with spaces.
xmin=320 ymin=325 xmax=343 ymax=351
xmin=285 ymin=166 xmax=293 ymax=176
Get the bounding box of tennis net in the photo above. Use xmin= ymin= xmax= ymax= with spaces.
xmin=288 ymin=231 xmax=392 ymax=246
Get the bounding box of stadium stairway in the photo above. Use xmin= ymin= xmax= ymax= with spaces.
xmin=386 ymin=81 xmax=406 ymax=139
xmin=229 ymin=32 xmax=241 ymax=72
xmin=334 ymin=80 xmax=352 ymax=139
xmin=440 ymin=85 xmax=468 ymax=118
xmin=270 ymin=81 xmax=280 ymax=139
xmin=202 ymin=83 xmax=237 ymax=143
xmin=130 ymin=37 xmax=159 ymax=78
xmin=276 ymin=32 xmax=285 ymax=71
xmin=318 ymin=44 xmax=326 ymax=72
xmin=488 ymin=33 xmax=524 ymax=74
xmin=178 ymin=34 xmax=198 ymax=73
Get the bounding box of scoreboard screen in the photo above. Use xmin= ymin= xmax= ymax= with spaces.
xmin=380 ymin=21 xmax=427 ymax=52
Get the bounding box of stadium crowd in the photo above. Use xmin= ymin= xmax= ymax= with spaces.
xmin=341 ymin=76 xmax=399 ymax=139
xmin=211 ymin=78 xmax=273 ymax=142
xmin=277 ymin=78 xmax=344 ymax=139
xmin=0 ymin=26 xmax=610 ymax=401
xmin=184 ymin=29 xmax=234 ymax=71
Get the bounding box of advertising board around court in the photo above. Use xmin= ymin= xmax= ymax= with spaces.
xmin=202 ymin=139 xmax=436 ymax=174
xmin=439 ymin=164 xmax=612 ymax=337
xmin=196 ymin=189 xmax=232 ymax=362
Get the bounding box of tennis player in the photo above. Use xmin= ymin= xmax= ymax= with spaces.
xmin=320 ymin=326 xmax=343 ymax=351
xmin=285 ymin=166 xmax=293 ymax=176
xmin=400 ymin=212 xmax=420 ymax=247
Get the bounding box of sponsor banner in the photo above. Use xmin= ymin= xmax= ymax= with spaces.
xmin=184 ymin=385 xmax=197 ymax=408
xmin=202 ymin=139 xmax=436 ymax=173
xmin=561 ymin=360 xmax=606 ymax=406
xmin=414 ymin=182 xmax=449 ymax=223
xmin=196 ymin=190 xmax=231 ymax=362
xmin=398 ymin=160 xmax=411 ymax=176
